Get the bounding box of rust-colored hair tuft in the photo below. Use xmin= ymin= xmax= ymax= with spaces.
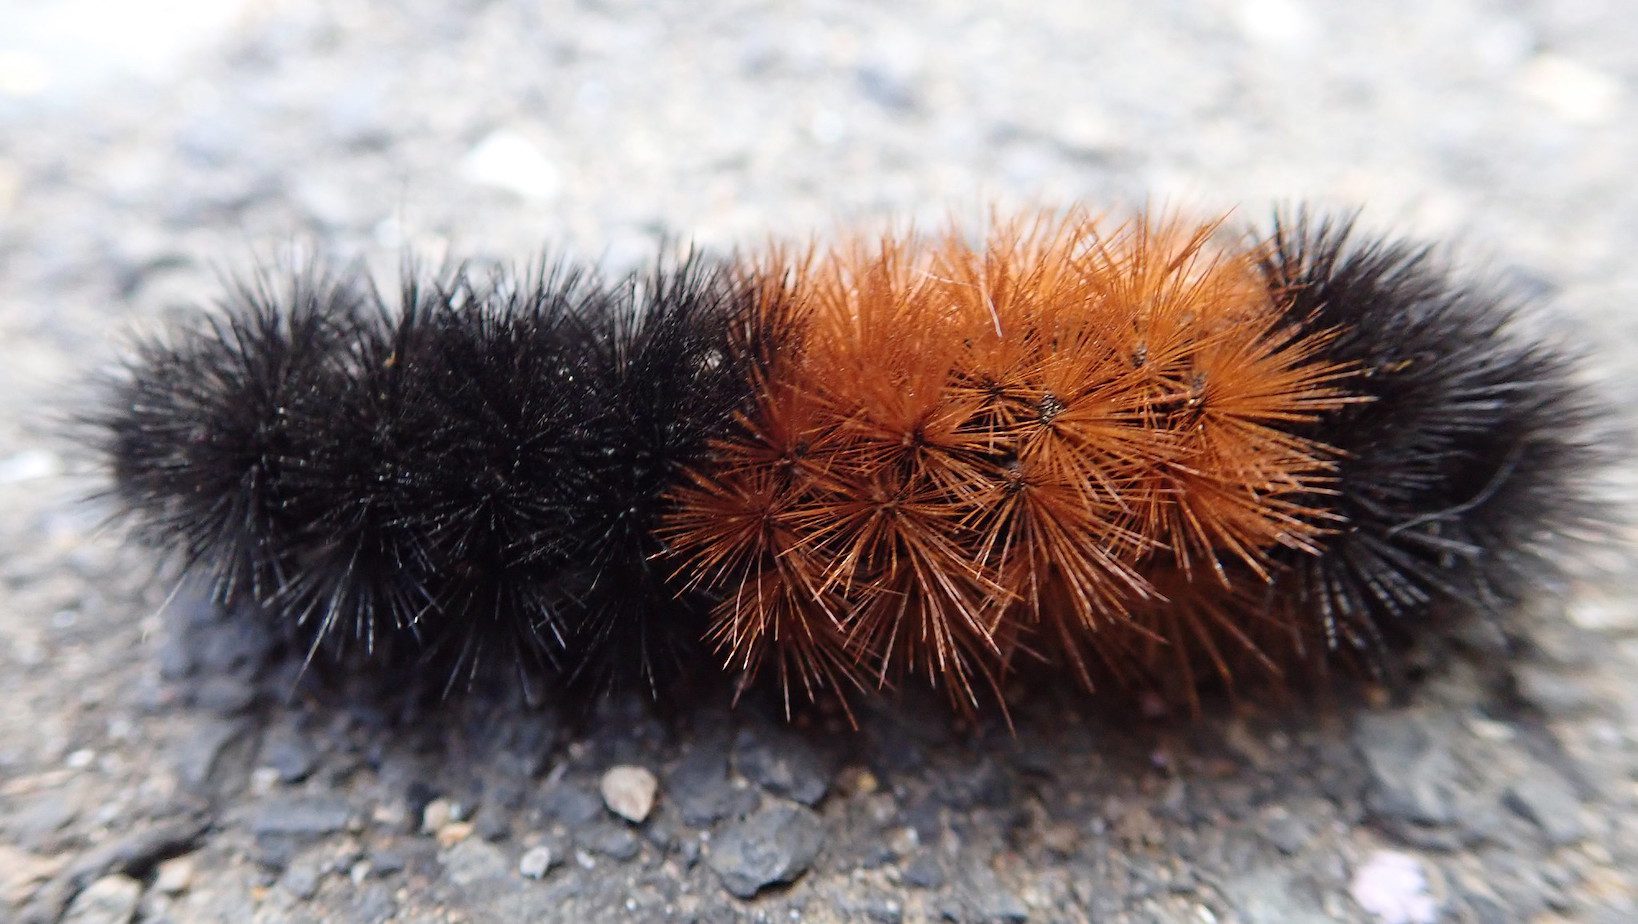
xmin=661 ymin=210 xmax=1352 ymax=710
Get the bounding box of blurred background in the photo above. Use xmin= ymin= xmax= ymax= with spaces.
xmin=4 ymin=0 xmax=1637 ymax=440
xmin=1 ymin=2 xmax=1634 ymax=922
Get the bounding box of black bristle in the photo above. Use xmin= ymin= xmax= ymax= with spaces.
xmin=1257 ymin=212 xmax=1598 ymax=668
xmin=547 ymin=257 xmax=768 ymax=692
xmin=97 ymin=251 xmax=766 ymax=702
xmin=273 ymin=266 xmax=506 ymax=674
xmin=96 ymin=266 xmax=366 ymax=613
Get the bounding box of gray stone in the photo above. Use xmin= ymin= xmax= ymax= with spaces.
xmin=62 ymin=874 xmax=142 ymax=924
xmin=1512 ymin=664 xmax=1597 ymax=716
xmin=41 ymin=811 xmax=210 ymax=916
xmin=839 ymin=893 xmax=906 ymax=923
xmin=471 ymin=801 xmax=515 ymax=842
xmin=174 ymin=718 xmax=259 ymax=798
xmin=902 ymin=796 xmax=944 ymax=843
xmin=192 ymin=676 xmax=258 ymax=715
xmin=539 ymin=783 xmax=601 ymax=826
xmin=1350 ymin=850 xmax=1442 ymax=924
xmin=352 ymin=883 xmax=398 ymax=924
xmin=578 ymin=821 xmax=640 ymax=861
xmin=8 ymin=792 xmax=78 ymax=848
xmin=977 ymin=893 xmax=1029 ymax=922
xmin=735 ymin=724 xmax=831 ymax=806
xmin=668 ymin=747 xmax=756 ymax=827
xmin=707 ymin=802 xmax=825 ymax=899
xmin=259 ymin=723 xmax=319 ymax=784
xmin=192 ymin=599 xmax=277 ymax=672
xmin=442 ymin=837 xmax=510 ymax=886
xmin=1454 ymin=862 xmax=1549 ymax=924
xmin=941 ymin=759 xmax=1014 ymax=810
xmin=1355 ymin=712 xmax=1461 ymax=827
xmin=278 ymin=855 xmax=323 ymax=900
xmin=1260 ymin=806 xmax=1314 ymax=855
xmin=155 ymin=591 xmax=271 ymax=679
xmin=857 ymin=65 xmax=920 ymax=113
xmin=366 ymin=849 xmax=407 ymax=878
xmin=962 ymin=867 xmax=1029 ymax=922
xmin=400 ymin=780 xmax=440 ymax=825
xmin=1504 ymin=773 xmax=1585 ymax=846
xmin=479 ymin=879 xmax=587 ymax=921
xmin=247 ymin=797 xmax=352 ymax=838
xmin=901 ymin=853 xmax=943 ymax=889
xmin=1461 ymin=887 xmax=1515 ymax=924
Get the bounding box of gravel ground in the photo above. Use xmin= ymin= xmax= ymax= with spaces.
xmin=3 ymin=1 xmax=1637 ymax=921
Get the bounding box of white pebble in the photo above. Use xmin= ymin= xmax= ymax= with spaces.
xmin=152 ymin=857 xmax=194 ymax=895
xmin=1351 ymin=850 xmax=1438 ymax=924
xmin=518 ymin=845 xmax=555 ymax=879
xmin=0 ymin=449 xmax=61 ymax=484
xmin=461 ymin=130 xmax=561 ymax=200
xmin=1521 ymin=54 xmax=1621 ymax=125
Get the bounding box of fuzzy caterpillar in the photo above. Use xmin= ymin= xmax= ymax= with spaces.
xmin=90 ymin=208 xmax=1596 ymax=714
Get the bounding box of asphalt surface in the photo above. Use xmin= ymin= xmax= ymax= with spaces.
xmin=1 ymin=2 xmax=1636 ymax=921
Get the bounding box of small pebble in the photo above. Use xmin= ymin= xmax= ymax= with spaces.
xmin=248 ymin=797 xmax=352 ymax=838
xmin=601 ymin=765 xmax=659 ymax=823
xmin=1351 ymin=850 xmax=1439 ymax=924
xmin=461 ymin=130 xmax=561 ymax=200
xmin=152 ymin=857 xmax=195 ymax=895
xmin=837 ymin=766 xmax=879 ymax=796
xmin=735 ymin=725 xmax=831 ymax=806
xmin=62 ymin=874 xmax=142 ymax=924
xmin=436 ymin=821 xmax=475 ymax=848
xmin=518 ymin=845 xmax=556 ymax=879
xmin=707 ymin=802 xmax=825 ymax=899
xmin=366 ymin=850 xmax=406 ymax=877
xmin=279 ymin=859 xmax=322 ymax=901
xmin=370 ymin=803 xmax=406 ymax=829
xmin=578 ymin=822 xmax=641 ymax=861
xmin=441 ymin=838 xmax=509 ymax=886
xmin=421 ymin=798 xmax=458 ymax=834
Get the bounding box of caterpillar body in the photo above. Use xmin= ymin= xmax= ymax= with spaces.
xmin=92 ymin=209 xmax=1596 ymax=716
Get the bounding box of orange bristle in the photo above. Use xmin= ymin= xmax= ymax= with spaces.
xmin=661 ymin=209 xmax=1352 ymax=709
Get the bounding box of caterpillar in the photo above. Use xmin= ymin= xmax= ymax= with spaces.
xmin=89 ymin=208 xmax=1596 ymax=716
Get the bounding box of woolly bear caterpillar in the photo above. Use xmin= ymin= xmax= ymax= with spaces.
xmin=89 ymin=208 xmax=1596 ymax=716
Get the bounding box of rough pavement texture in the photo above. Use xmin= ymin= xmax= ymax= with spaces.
xmin=2 ymin=1 xmax=1636 ymax=921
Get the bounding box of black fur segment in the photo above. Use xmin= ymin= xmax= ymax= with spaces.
xmin=95 ymin=252 xmax=767 ymax=701
xmin=93 ymin=267 xmax=368 ymax=610
xmin=1257 ymin=213 xmax=1598 ymax=670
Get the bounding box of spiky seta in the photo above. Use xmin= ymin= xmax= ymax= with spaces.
xmin=99 ymin=254 xmax=767 ymax=698
xmin=93 ymin=208 xmax=1596 ymax=714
